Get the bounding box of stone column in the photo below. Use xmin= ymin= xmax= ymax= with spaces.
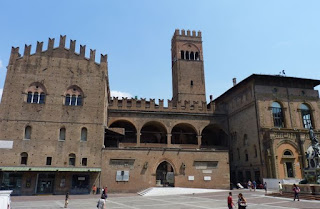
xmin=167 ymin=134 xmax=172 ymax=145
xmin=197 ymin=135 xmax=202 ymax=148
xmin=136 ymin=130 xmax=141 ymax=146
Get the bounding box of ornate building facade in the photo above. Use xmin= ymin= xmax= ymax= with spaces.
xmin=214 ymin=75 xmax=320 ymax=185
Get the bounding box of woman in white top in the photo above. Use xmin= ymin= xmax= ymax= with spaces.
xmin=97 ymin=194 xmax=106 ymax=209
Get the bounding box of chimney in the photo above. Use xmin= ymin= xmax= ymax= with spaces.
xmin=210 ymin=95 xmax=213 ymax=102
xmin=233 ymin=78 xmax=237 ymax=86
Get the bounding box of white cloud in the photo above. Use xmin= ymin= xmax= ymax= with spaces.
xmin=0 ymin=60 xmax=2 ymax=69
xmin=0 ymin=89 xmax=3 ymax=103
xmin=110 ymin=90 xmax=133 ymax=98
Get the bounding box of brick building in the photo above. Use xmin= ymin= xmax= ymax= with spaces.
xmin=0 ymin=29 xmax=319 ymax=195
xmin=0 ymin=30 xmax=230 ymax=195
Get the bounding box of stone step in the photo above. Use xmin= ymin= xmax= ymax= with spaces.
xmin=267 ymin=192 xmax=320 ymax=201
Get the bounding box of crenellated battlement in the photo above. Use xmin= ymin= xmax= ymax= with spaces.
xmin=174 ymin=29 xmax=201 ymax=38
xmin=108 ymin=97 xmax=215 ymax=113
xmin=9 ymin=35 xmax=108 ymax=65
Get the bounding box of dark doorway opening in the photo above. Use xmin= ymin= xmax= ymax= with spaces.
xmin=156 ymin=161 xmax=174 ymax=187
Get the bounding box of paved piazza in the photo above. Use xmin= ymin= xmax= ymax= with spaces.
xmin=11 ymin=190 xmax=319 ymax=209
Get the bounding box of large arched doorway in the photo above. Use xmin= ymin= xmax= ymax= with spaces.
xmin=156 ymin=161 xmax=175 ymax=187
xmin=171 ymin=123 xmax=197 ymax=144
xmin=201 ymin=124 xmax=228 ymax=148
xmin=141 ymin=121 xmax=167 ymax=143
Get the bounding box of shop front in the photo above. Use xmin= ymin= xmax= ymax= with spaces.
xmin=0 ymin=167 xmax=101 ymax=195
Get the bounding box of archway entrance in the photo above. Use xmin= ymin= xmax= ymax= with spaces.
xmin=156 ymin=161 xmax=174 ymax=187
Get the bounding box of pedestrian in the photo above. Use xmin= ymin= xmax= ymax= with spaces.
xmin=92 ymin=184 xmax=97 ymax=195
xmin=252 ymin=180 xmax=256 ymax=192
xmin=64 ymin=192 xmax=69 ymax=208
xmin=247 ymin=180 xmax=252 ymax=191
xmin=264 ymin=182 xmax=267 ymax=194
xmin=278 ymin=182 xmax=283 ymax=195
xmin=227 ymin=192 xmax=235 ymax=209
xmin=103 ymin=186 xmax=108 ymax=199
xmin=97 ymin=194 xmax=106 ymax=209
xmin=293 ymin=184 xmax=300 ymax=201
xmin=237 ymin=193 xmax=247 ymax=209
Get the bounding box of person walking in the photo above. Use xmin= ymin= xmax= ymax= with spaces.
xmin=264 ymin=182 xmax=267 ymax=194
xmin=278 ymin=182 xmax=283 ymax=195
xmin=92 ymin=184 xmax=97 ymax=195
xmin=97 ymin=194 xmax=106 ymax=209
xmin=227 ymin=192 xmax=235 ymax=209
xmin=252 ymin=180 xmax=256 ymax=192
xmin=64 ymin=192 xmax=69 ymax=208
xmin=293 ymin=184 xmax=300 ymax=201
xmin=247 ymin=180 xmax=252 ymax=191
xmin=237 ymin=193 xmax=247 ymax=209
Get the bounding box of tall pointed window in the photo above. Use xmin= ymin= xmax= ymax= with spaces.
xmin=59 ymin=128 xmax=66 ymax=141
xmin=301 ymin=103 xmax=312 ymax=128
xmin=272 ymin=102 xmax=284 ymax=128
xmin=24 ymin=126 xmax=31 ymax=140
xmin=81 ymin=128 xmax=87 ymax=142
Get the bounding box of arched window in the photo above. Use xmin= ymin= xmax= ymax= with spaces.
xmin=69 ymin=153 xmax=76 ymax=166
xmin=300 ymin=104 xmax=312 ymax=128
xmin=21 ymin=152 xmax=28 ymax=165
xmin=190 ymin=51 xmax=194 ymax=60
xmin=272 ymin=102 xmax=285 ymax=128
xmin=186 ymin=51 xmax=190 ymax=60
xmin=26 ymin=83 xmax=46 ymax=104
xmin=195 ymin=52 xmax=199 ymax=60
xmin=64 ymin=86 xmax=83 ymax=106
xmin=59 ymin=128 xmax=66 ymax=141
xmin=24 ymin=126 xmax=31 ymax=140
xmin=181 ymin=50 xmax=185 ymax=59
xmin=81 ymin=128 xmax=87 ymax=142
xmin=284 ymin=150 xmax=293 ymax=156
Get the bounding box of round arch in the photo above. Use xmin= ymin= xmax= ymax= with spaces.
xmin=201 ymin=124 xmax=228 ymax=148
xmin=140 ymin=121 xmax=167 ymax=144
xmin=171 ymin=123 xmax=197 ymax=144
xmin=109 ymin=120 xmax=137 ymax=143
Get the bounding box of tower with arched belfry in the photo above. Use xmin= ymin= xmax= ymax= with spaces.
xmin=171 ymin=29 xmax=206 ymax=105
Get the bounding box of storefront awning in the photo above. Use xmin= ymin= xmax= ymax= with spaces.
xmin=0 ymin=166 xmax=101 ymax=172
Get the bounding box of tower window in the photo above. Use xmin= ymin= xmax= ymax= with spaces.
xmin=190 ymin=51 xmax=194 ymax=60
xmin=191 ymin=80 xmax=193 ymax=86
xmin=181 ymin=50 xmax=185 ymax=59
xmin=195 ymin=52 xmax=199 ymax=60
xmin=186 ymin=51 xmax=190 ymax=60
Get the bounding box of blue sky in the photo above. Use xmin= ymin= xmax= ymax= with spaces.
xmin=1 ymin=0 xmax=320 ymax=102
